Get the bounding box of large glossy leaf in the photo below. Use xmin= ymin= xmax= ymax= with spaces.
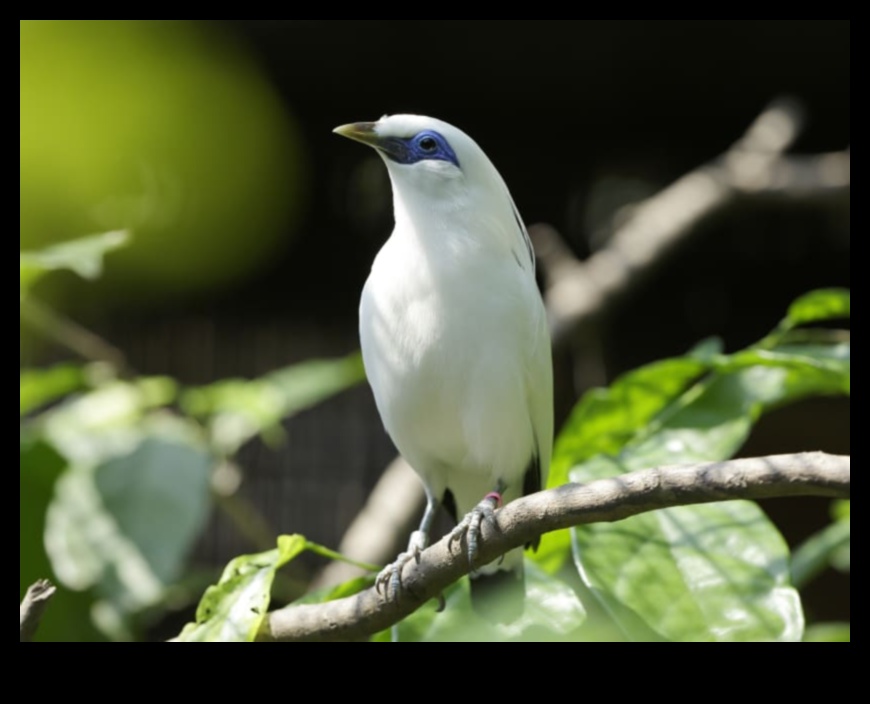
xmin=545 ymin=291 xmax=850 ymax=641
xmin=181 ymin=353 xmax=365 ymax=454
xmin=565 ymin=355 xmax=850 ymax=641
xmin=20 ymin=230 xmax=129 ymax=297
xmin=546 ymin=357 xmax=708 ymax=489
xmin=574 ymin=491 xmax=801 ymax=641
xmin=45 ymin=422 xmax=213 ymax=612
xmin=535 ymin=356 xmax=707 ymax=572
xmin=33 ymin=378 xmax=211 ymax=623
xmin=177 ymin=535 xmax=306 ymax=642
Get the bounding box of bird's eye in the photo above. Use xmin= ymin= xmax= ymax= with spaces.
xmin=418 ymin=136 xmax=438 ymax=152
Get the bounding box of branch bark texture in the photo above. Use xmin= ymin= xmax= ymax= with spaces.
xmin=264 ymin=452 xmax=849 ymax=642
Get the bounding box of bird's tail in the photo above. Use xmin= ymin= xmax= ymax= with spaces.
xmin=469 ymin=548 xmax=525 ymax=623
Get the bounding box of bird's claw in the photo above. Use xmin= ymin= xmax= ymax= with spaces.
xmin=448 ymin=492 xmax=501 ymax=571
xmin=375 ymin=551 xmax=415 ymax=600
xmin=375 ymin=530 xmax=427 ymax=601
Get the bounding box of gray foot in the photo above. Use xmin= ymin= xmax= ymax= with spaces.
xmin=448 ymin=492 xmax=501 ymax=570
xmin=376 ymin=529 xmax=427 ymax=600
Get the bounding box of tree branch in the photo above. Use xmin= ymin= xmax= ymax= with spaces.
xmin=20 ymin=579 xmax=57 ymax=643
xmin=263 ymin=452 xmax=849 ymax=642
xmin=538 ymin=98 xmax=849 ymax=345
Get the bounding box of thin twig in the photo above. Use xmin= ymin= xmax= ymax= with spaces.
xmin=20 ymin=297 xmax=131 ymax=375
xmin=20 ymin=579 xmax=57 ymax=642
xmin=264 ymin=452 xmax=849 ymax=642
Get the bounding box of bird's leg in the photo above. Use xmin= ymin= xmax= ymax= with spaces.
xmin=376 ymin=493 xmax=439 ymax=600
xmin=448 ymin=480 xmax=506 ymax=570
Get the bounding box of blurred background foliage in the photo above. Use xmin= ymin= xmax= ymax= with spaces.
xmin=20 ymin=20 xmax=848 ymax=641
xmin=20 ymin=20 xmax=302 ymax=308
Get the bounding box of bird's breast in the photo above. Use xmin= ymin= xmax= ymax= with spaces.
xmin=359 ymin=234 xmax=539 ymax=479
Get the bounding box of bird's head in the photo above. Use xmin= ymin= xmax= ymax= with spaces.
xmin=334 ymin=114 xmax=530 ymax=263
xmin=334 ymin=114 xmax=465 ymax=175
xmin=334 ymin=115 xmax=464 ymax=170
xmin=333 ymin=114 xmax=506 ymax=208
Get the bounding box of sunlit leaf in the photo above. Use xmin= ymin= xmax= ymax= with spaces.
xmin=45 ymin=427 xmax=213 ymax=612
xmin=542 ymin=291 xmax=850 ymax=641
xmin=761 ymin=288 xmax=851 ymax=347
xmin=546 ymin=357 xmax=708 ymax=489
xmin=714 ymin=344 xmax=850 ymax=397
xmin=536 ymin=356 xmax=706 ymax=572
xmin=784 ymin=288 xmax=850 ymax=328
xmin=573 ymin=494 xmax=801 ymax=641
xmin=182 ymin=353 xmax=365 ymax=454
xmin=20 ymin=363 xmax=86 ymax=416
xmin=31 ymin=377 xmax=210 ymax=624
xmin=566 ymin=365 xmax=819 ymax=642
xmin=832 ymin=499 xmax=850 ymax=522
xmin=177 ymin=535 xmax=306 ymax=642
xmin=20 ymin=230 xmax=129 ymax=297
xmin=803 ymin=622 xmax=850 ymax=643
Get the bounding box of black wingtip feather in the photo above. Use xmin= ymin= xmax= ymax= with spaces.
xmin=522 ymin=454 xmax=542 ymax=551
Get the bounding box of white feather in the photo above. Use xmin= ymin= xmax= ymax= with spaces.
xmin=343 ymin=114 xmax=553 ymax=604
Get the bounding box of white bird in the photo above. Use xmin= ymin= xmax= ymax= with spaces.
xmin=334 ymin=115 xmax=553 ymax=620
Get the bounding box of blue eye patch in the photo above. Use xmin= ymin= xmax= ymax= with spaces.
xmin=379 ymin=130 xmax=460 ymax=168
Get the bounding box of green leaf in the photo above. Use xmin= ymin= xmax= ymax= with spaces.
xmin=803 ymin=622 xmax=850 ymax=643
xmin=181 ymin=353 xmax=365 ymax=454
xmin=541 ymin=290 xmax=851 ymax=641
xmin=686 ymin=336 xmax=725 ymax=363
xmin=566 ymin=365 xmax=815 ymax=642
xmin=20 ymin=230 xmax=129 ymax=297
xmin=375 ymin=562 xmax=586 ymax=642
xmin=98 ymin=438 xmax=213 ymax=587
xmin=31 ymin=378 xmax=210 ymax=625
xmin=785 ymin=288 xmax=850 ymax=328
xmin=36 ymin=377 xmax=177 ymax=463
xmin=791 ymin=514 xmax=851 ymax=588
xmin=714 ymin=344 xmax=850 ymax=397
xmin=760 ymin=288 xmax=851 ymax=348
xmin=177 ymin=535 xmax=306 ymax=642
xmin=45 ymin=426 xmax=213 ymax=612
xmin=20 ymin=436 xmax=103 ymax=641
xmin=832 ymin=499 xmax=850 ymax=522
xmin=20 ymin=363 xmax=86 ymax=416
xmin=573 ymin=497 xmax=801 ymax=641
xmin=535 ymin=356 xmax=707 ymax=572
xmin=546 ymin=357 xmax=708 ymax=488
